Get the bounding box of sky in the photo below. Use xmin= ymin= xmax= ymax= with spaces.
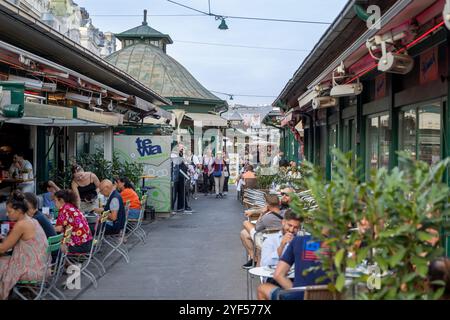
xmin=77 ymin=0 xmax=348 ymax=106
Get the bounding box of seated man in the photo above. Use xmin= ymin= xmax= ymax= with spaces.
xmin=260 ymin=210 xmax=301 ymax=268
xmin=244 ymin=205 xmax=267 ymax=221
xmin=41 ymin=180 xmax=60 ymax=210
xmin=258 ymin=228 xmax=330 ymax=300
xmin=240 ymin=194 xmax=284 ymax=268
xmin=94 ymin=179 xmax=126 ymax=235
xmin=279 ymin=187 xmax=294 ymax=216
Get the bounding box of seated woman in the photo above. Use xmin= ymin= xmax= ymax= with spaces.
xmin=114 ymin=177 xmax=141 ymax=220
xmin=54 ymin=190 xmax=93 ymax=254
xmin=0 ymin=191 xmax=48 ymax=300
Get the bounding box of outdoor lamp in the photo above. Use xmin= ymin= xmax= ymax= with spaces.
xmin=218 ymin=17 xmax=229 ymax=30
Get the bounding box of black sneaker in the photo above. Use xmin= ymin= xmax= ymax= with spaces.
xmin=219 ymin=193 xmax=223 ymax=198
xmin=184 ymin=207 xmax=193 ymax=213
xmin=242 ymin=259 xmax=254 ymax=269
xmin=216 ymin=194 xmax=220 ymax=199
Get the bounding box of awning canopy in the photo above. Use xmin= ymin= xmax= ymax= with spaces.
xmin=24 ymin=102 xmax=73 ymax=120
xmin=185 ymin=113 xmax=228 ymax=127
xmin=73 ymin=107 xmax=123 ymax=126
xmin=0 ymin=116 xmax=108 ymax=127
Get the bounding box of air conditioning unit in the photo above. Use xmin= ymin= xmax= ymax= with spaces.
xmin=65 ymin=92 xmax=92 ymax=104
xmin=378 ymin=52 xmax=414 ymax=74
xmin=330 ymin=83 xmax=363 ymax=98
xmin=8 ymin=75 xmax=43 ymax=90
xmin=312 ymin=96 xmax=337 ymax=109
xmin=42 ymin=82 xmax=57 ymax=92
xmin=444 ymin=0 xmax=450 ymax=30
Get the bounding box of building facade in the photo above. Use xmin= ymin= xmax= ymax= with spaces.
xmin=6 ymin=0 xmax=116 ymax=57
xmin=275 ymin=0 xmax=450 ymax=181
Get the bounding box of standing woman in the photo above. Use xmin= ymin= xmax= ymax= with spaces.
xmin=54 ymin=190 xmax=93 ymax=254
xmin=0 ymin=191 xmax=48 ymax=300
xmin=71 ymin=165 xmax=100 ymax=213
xmin=212 ymin=151 xmax=225 ymax=199
xmin=222 ymin=151 xmax=230 ymax=196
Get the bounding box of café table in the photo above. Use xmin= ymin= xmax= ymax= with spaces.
xmin=0 ymin=178 xmax=35 ymax=192
xmin=247 ymin=266 xmax=295 ymax=300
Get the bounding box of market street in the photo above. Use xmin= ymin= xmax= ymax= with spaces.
xmin=75 ymin=188 xmax=247 ymax=300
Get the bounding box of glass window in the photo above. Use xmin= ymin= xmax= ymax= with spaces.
xmin=319 ymin=125 xmax=327 ymax=170
xmin=366 ymin=113 xmax=390 ymax=178
xmin=399 ymin=109 xmax=417 ymax=160
xmin=380 ymin=115 xmax=390 ymax=168
xmin=76 ymin=132 xmax=104 ymax=158
xmin=329 ymin=125 xmax=337 ymax=176
xmin=367 ymin=117 xmax=379 ymax=175
xmin=418 ymin=106 xmax=441 ymax=165
xmin=399 ymin=102 xmax=441 ymax=166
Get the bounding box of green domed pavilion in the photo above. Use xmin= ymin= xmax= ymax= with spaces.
xmin=106 ymin=11 xmax=225 ymax=112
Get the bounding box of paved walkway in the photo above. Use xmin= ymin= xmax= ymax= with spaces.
xmin=76 ymin=187 xmax=247 ymax=300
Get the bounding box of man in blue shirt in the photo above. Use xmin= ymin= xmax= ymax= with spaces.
xmin=23 ymin=192 xmax=57 ymax=239
xmin=258 ymin=231 xmax=330 ymax=300
xmin=41 ymin=180 xmax=60 ymax=210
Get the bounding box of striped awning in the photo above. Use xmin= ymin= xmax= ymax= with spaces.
xmin=185 ymin=113 xmax=228 ymax=127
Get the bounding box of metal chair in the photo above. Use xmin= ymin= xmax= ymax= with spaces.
xmin=126 ymin=196 xmax=148 ymax=244
xmin=102 ymin=202 xmax=130 ymax=264
xmin=13 ymin=233 xmax=64 ymax=300
xmin=89 ymin=210 xmax=111 ymax=276
xmin=246 ymin=228 xmax=281 ymax=300
xmin=65 ymin=215 xmax=102 ymax=289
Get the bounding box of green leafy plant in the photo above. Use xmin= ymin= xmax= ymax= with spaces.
xmin=49 ymin=149 xmax=144 ymax=189
xmin=290 ymin=149 xmax=450 ymax=300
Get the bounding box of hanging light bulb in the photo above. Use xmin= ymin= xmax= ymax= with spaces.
xmin=218 ymin=17 xmax=229 ymax=30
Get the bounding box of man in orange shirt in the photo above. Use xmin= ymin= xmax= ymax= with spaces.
xmin=242 ymin=165 xmax=256 ymax=179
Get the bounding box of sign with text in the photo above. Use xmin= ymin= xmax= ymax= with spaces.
xmin=114 ymin=135 xmax=172 ymax=212
xmin=420 ymin=47 xmax=439 ymax=85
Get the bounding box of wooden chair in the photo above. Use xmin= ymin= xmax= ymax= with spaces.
xmin=276 ymin=285 xmax=342 ymax=300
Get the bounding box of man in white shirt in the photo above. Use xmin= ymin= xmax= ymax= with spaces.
xmin=271 ymin=151 xmax=284 ymax=168
xmin=257 ymin=210 xmax=302 ymax=300
xmin=260 ymin=210 xmax=302 ymax=267
xmin=9 ymin=152 xmax=35 ymax=193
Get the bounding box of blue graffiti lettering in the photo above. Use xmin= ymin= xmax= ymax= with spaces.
xmin=136 ymin=138 xmax=162 ymax=157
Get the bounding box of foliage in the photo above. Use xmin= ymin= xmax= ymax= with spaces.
xmin=290 ymin=149 xmax=450 ymax=300
xmin=255 ymin=163 xmax=311 ymax=190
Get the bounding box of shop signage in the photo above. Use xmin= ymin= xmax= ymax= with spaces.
xmin=114 ymin=135 xmax=172 ymax=213
xmin=375 ymin=74 xmax=386 ymax=100
xmin=135 ymin=137 xmax=162 ymax=157
xmin=420 ymin=47 xmax=439 ymax=85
